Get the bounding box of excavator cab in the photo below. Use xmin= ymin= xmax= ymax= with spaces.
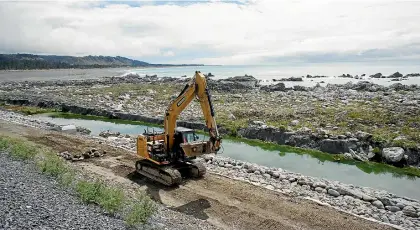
xmin=173 ymin=127 xmax=211 ymax=158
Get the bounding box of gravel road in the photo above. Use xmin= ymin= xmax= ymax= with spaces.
xmin=0 ymin=151 xmax=129 ymax=230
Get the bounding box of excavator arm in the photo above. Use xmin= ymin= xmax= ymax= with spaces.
xmin=164 ymin=71 xmax=221 ymax=153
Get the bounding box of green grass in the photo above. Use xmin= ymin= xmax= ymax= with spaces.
xmin=0 ymin=136 xmax=157 ymax=226
xmin=125 ymin=192 xmax=157 ymax=227
xmin=10 ymin=141 xmax=38 ymax=160
xmin=76 ymin=180 xmax=125 ymax=214
xmin=49 ymin=112 xmax=162 ymax=128
xmin=1 ymin=105 xmax=57 ymax=115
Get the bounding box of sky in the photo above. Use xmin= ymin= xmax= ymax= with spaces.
xmin=0 ymin=0 xmax=419 ymax=65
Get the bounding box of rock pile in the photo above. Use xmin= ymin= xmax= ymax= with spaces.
xmin=99 ymin=130 xmax=121 ymax=138
xmin=57 ymin=148 xmax=106 ymax=161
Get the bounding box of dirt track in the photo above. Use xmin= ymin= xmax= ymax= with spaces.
xmin=0 ymin=121 xmax=396 ymax=230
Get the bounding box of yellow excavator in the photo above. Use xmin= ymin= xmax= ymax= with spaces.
xmin=135 ymin=71 xmax=222 ymax=186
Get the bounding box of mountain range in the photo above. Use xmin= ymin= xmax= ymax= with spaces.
xmin=0 ymin=54 xmax=203 ymax=70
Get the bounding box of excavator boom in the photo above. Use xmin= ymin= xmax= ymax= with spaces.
xmin=164 ymin=71 xmax=221 ymax=153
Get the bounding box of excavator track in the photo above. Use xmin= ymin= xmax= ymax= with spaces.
xmin=190 ymin=160 xmax=206 ymax=178
xmin=135 ymin=160 xmax=182 ymax=186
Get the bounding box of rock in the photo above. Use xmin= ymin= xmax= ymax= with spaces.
xmin=250 ymin=120 xmax=265 ymax=126
xmin=372 ymin=200 xmax=384 ymax=209
xmin=319 ymin=139 xmax=349 ymax=154
xmin=58 ymin=151 xmax=72 ymax=160
xmin=315 ymin=187 xmax=325 ymax=193
xmin=328 ymin=189 xmax=340 ymax=197
xmin=388 ymin=72 xmax=403 ymax=78
xmin=396 ymin=203 xmax=406 ymax=209
xmin=343 ymin=153 xmax=352 ymax=159
xmin=225 ymin=75 xmax=258 ymax=87
xmin=297 ymin=179 xmax=307 ymax=185
xmin=290 ymin=120 xmax=299 ymax=126
xmin=279 ymin=77 xmax=303 ymax=82
xmin=379 ymin=197 xmax=396 ymax=206
xmin=381 ymin=216 xmax=389 ymax=223
xmin=385 ymin=206 xmax=401 ymax=212
xmin=355 ymin=131 xmax=372 ymax=140
xmin=265 ymin=185 xmax=275 ymax=190
xmin=302 ymin=184 xmax=311 ymax=190
xmin=99 ymin=130 xmax=121 ymax=138
xmin=349 ymin=149 xmax=368 ymax=162
xmin=370 ymin=73 xmax=382 ymax=78
xmin=61 ymin=124 xmax=77 ymax=134
xmin=362 ymin=194 xmax=376 ymax=202
xmin=382 ymin=147 xmax=405 ymax=163
xmin=76 ymin=126 xmax=91 ymax=135
xmin=272 ymin=172 xmax=280 ymax=178
xmin=402 ymin=206 xmax=418 ymax=217
xmin=313 ymin=181 xmax=327 ymax=188
xmin=224 ymin=164 xmax=233 ymax=168
xmin=316 ymin=128 xmax=328 ymax=135
xmin=261 ymin=82 xmax=286 ymax=92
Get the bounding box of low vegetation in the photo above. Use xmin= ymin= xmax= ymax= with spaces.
xmin=0 ymin=136 xmax=157 ymax=227
xmin=1 ymin=105 xmax=57 ymax=115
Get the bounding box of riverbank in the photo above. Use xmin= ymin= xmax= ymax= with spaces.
xmin=0 ymin=74 xmax=419 ymax=171
xmin=0 ymin=115 xmax=411 ymax=230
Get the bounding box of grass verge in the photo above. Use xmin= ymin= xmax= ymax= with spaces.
xmin=49 ymin=112 xmax=162 ymax=128
xmin=1 ymin=105 xmax=57 ymax=115
xmin=0 ymin=135 xmax=157 ymax=228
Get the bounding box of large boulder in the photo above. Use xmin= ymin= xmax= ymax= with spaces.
xmin=260 ymin=83 xmax=286 ymax=92
xmin=382 ymin=147 xmax=405 ymax=163
xmin=388 ymin=72 xmax=403 ymax=78
xmin=370 ymin=73 xmax=382 ymax=78
xmin=319 ymin=139 xmax=349 ymax=154
xmin=278 ymin=77 xmax=303 ymax=82
xmin=61 ymin=124 xmax=77 ymax=134
xmin=224 ymin=75 xmax=258 ymax=87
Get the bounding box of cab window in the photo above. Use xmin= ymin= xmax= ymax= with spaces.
xmin=183 ymin=132 xmax=198 ymax=143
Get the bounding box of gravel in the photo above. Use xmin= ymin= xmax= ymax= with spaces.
xmin=0 ymin=151 xmax=130 ymax=230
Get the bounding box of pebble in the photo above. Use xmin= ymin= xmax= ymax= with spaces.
xmin=372 ymin=200 xmax=384 ymax=209
xmin=328 ymin=189 xmax=340 ymax=197
xmin=386 ymin=206 xmax=401 ymax=212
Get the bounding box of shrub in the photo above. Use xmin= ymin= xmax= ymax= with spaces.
xmin=125 ymin=192 xmax=157 ymax=227
xmin=76 ymin=180 xmax=125 ymax=214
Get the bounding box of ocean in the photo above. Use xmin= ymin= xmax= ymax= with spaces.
xmin=1 ymin=63 xmax=419 ymax=86
xmin=126 ymin=63 xmax=420 ymax=87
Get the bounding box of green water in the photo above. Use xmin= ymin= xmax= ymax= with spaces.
xmin=34 ymin=114 xmax=420 ymax=200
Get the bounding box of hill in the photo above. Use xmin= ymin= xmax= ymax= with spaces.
xmin=0 ymin=54 xmax=203 ymax=70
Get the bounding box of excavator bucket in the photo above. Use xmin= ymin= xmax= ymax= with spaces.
xmin=180 ymin=141 xmax=212 ymax=157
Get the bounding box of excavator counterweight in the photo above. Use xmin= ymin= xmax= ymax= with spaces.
xmin=135 ymin=71 xmax=222 ymax=186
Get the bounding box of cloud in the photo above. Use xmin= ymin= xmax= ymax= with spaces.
xmin=0 ymin=0 xmax=419 ymax=64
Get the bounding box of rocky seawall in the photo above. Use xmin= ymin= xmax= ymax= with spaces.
xmin=238 ymin=122 xmax=420 ymax=168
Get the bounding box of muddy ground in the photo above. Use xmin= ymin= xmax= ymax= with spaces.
xmin=0 ymin=120 xmax=397 ymax=230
